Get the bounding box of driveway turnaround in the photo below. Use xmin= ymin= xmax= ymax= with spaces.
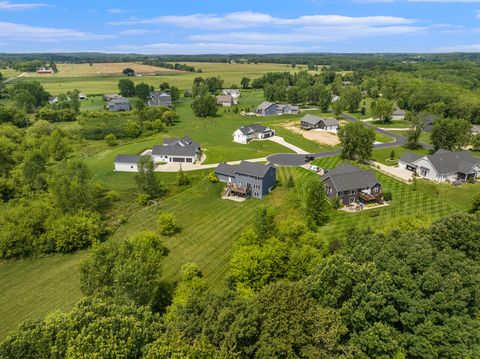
xmin=267 ymin=136 xmax=309 ymax=154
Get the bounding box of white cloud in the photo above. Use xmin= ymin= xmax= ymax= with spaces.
xmin=0 ymin=21 xmax=113 ymax=41
xmin=435 ymin=43 xmax=480 ymax=51
xmin=409 ymin=0 xmax=480 ymax=2
xmin=109 ymin=11 xmax=416 ymax=30
xmin=119 ymin=29 xmax=157 ymax=36
xmin=0 ymin=1 xmax=51 ymax=10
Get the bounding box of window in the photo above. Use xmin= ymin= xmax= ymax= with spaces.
xmin=349 ymin=197 xmax=355 ymax=204
xmin=373 ymin=187 xmax=378 ymax=193
xmin=130 ymin=165 xmax=134 ymax=169
xmin=350 ymin=190 xmax=355 ymax=195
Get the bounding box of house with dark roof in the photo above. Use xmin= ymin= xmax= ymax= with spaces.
xmin=107 ymin=97 xmax=130 ymax=112
xmin=300 ymin=114 xmax=339 ymax=131
xmin=322 ymin=164 xmax=383 ymax=205
xmin=233 ymin=124 xmax=275 ymax=144
xmin=399 ymin=150 xmax=480 ymax=183
xmin=215 ymin=161 xmax=277 ymax=199
xmin=422 ymin=114 xmax=439 ymax=132
xmin=148 ymin=91 xmax=172 ymax=107
xmin=152 ymin=136 xmax=201 ymax=163
xmin=255 ymin=101 xmax=299 ymax=116
xmin=114 ymin=155 xmax=144 ymax=172
xmin=217 ymin=94 xmax=236 ymax=107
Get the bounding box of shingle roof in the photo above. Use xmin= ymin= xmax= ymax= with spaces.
xmin=109 ymin=97 xmax=129 ymax=104
xmin=399 ymin=152 xmax=423 ymax=164
xmin=115 ymin=154 xmax=143 ymax=164
xmin=217 ymin=95 xmax=234 ymax=103
xmin=393 ymin=109 xmax=406 ymax=116
xmin=322 ymin=164 xmax=380 ymax=192
xmin=237 ymin=123 xmax=271 ymax=135
xmin=257 ymin=101 xmax=276 ymax=111
xmin=215 ymin=161 xmax=276 ymax=179
xmin=301 ymin=114 xmax=323 ymax=126
xmin=152 ymin=136 xmax=200 ymax=157
xmin=424 ymin=150 xmax=480 ymax=175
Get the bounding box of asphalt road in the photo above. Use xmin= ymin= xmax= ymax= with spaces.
xmin=267 ymin=113 xmax=431 ymax=167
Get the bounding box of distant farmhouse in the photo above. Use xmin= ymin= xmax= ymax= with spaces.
xmin=331 ymin=95 xmax=340 ymax=103
xmin=152 ymin=136 xmax=201 ymax=163
xmin=36 ymin=67 xmax=55 ymax=74
xmin=472 ymin=125 xmax=480 ymax=136
xmin=322 ymin=164 xmax=383 ymax=205
xmin=233 ymin=124 xmax=275 ymax=144
xmin=256 ymin=101 xmax=299 ymax=116
xmin=148 ymin=91 xmax=172 ymax=107
xmin=399 ymin=150 xmax=480 ymax=183
xmin=217 ymin=95 xmax=236 ymax=107
xmin=215 ymin=161 xmax=277 ymax=200
xmin=104 ymin=94 xmax=120 ymax=101
xmin=79 ymin=93 xmax=88 ymax=100
xmin=422 ymin=114 xmax=439 ymax=132
xmin=300 ymin=114 xmax=339 ymax=131
xmin=48 ymin=96 xmax=70 ymax=105
xmin=222 ymin=89 xmax=241 ymax=99
xmin=107 ymin=97 xmax=130 ymax=112
xmin=392 ymin=108 xmax=406 ymax=121
xmin=114 ymin=155 xmax=144 ymax=172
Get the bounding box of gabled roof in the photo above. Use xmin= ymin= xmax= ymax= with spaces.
xmin=399 ymin=152 xmax=423 ymax=164
xmin=257 ymin=101 xmax=276 ymax=111
xmin=393 ymin=109 xmax=406 ymax=116
xmin=422 ymin=113 xmax=439 ymax=125
xmin=115 ymin=154 xmax=143 ymax=164
xmin=152 ymin=136 xmax=200 ymax=157
xmin=109 ymin=97 xmax=129 ymax=104
xmin=215 ymin=161 xmax=276 ymax=179
xmin=150 ymin=91 xmax=171 ymax=98
xmin=236 ymin=123 xmax=271 ymax=135
xmin=301 ymin=114 xmax=338 ymax=127
xmin=217 ymin=95 xmax=234 ymax=103
xmin=417 ymin=150 xmax=480 ymax=175
xmin=322 ymin=164 xmax=380 ymax=192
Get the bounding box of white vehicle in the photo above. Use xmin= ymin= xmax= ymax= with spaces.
xmin=309 ymin=165 xmax=320 ymax=172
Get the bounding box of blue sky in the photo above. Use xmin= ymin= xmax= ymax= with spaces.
xmin=1 ymin=0 xmax=480 ymax=53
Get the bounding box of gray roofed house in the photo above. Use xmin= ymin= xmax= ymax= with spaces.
xmin=300 ymin=114 xmax=339 ymax=131
xmin=107 ymin=97 xmax=130 ymax=112
xmin=217 ymin=95 xmax=236 ymax=107
xmin=399 ymin=150 xmax=480 ymax=183
xmin=256 ymin=101 xmax=277 ymax=116
xmin=222 ymin=89 xmax=241 ymax=99
xmin=392 ymin=108 xmax=406 ymax=120
xmin=233 ymin=123 xmax=275 ymax=144
xmin=152 ymin=136 xmax=201 ymax=163
xmin=322 ymin=164 xmax=383 ymax=205
xmin=148 ymin=91 xmax=172 ymax=107
xmin=215 ymin=161 xmax=277 ymax=200
xmin=422 ymin=114 xmax=439 ymax=132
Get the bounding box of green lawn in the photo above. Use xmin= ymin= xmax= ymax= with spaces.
xmin=0 ymin=252 xmax=86 ymax=340
xmin=370 ymin=120 xmax=411 ymax=128
xmin=375 ymin=132 xmax=395 ymax=143
xmin=372 ymin=146 xmax=432 ymax=166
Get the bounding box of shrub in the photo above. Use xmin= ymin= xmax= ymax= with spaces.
xmin=177 ymin=168 xmax=190 ymax=186
xmin=331 ymin=196 xmax=343 ymax=209
xmin=208 ymin=172 xmax=219 ymax=183
xmin=104 ymin=133 xmax=117 ymax=146
xmin=384 ymin=191 xmax=393 ymax=201
xmin=136 ymin=193 xmax=151 ymax=206
xmin=286 ymin=175 xmax=294 ymax=188
xmin=158 ymin=212 xmax=180 ymax=236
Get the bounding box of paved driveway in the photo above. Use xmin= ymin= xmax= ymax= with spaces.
xmin=154 ymin=157 xmax=267 ymax=172
xmin=267 ymin=136 xmax=309 ymax=154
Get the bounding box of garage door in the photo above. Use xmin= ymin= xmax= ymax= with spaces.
xmin=172 ymin=157 xmax=185 ymax=162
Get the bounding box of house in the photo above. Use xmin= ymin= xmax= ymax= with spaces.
xmin=392 ymin=108 xmax=406 ymax=121
xmin=322 ymin=164 xmax=383 ymax=205
xmin=79 ymin=93 xmax=88 ymax=100
xmin=256 ymin=102 xmax=278 ymax=116
xmin=148 ymin=91 xmax=172 ymax=107
xmin=422 ymin=114 xmax=439 ymax=132
xmin=104 ymin=93 xmax=120 ymax=101
xmin=48 ymin=96 xmax=59 ymax=104
xmin=36 ymin=67 xmax=54 ymax=74
xmin=215 ymin=161 xmax=277 ymax=200
xmin=233 ymin=124 xmax=275 ymax=144
xmin=300 ymin=114 xmax=339 ymax=131
xmin=114 ymin=155 xmax=144 ymax=172
xmin=276 ymin=103 xmax=299 ymax=115
xmin=331 ymin=95 xmax=340 ymax=103
xmin=152 ymin=136 xmax=201 ymax=163
xmin=217 ymin=95 xmax=236 ymax=107
xmin=398 ymin=150 xmax=480 ymax=183
xmin=107 ymin=97 xmax=130 ymax=112
xmin=471 ymin=125 xmax=480 ymax=135
xmin=222 ymin=89 xmax=241 ymax=99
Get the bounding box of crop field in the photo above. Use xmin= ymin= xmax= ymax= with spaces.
xmin=24 ymin=62 xmax=181 ymax=77
xmin=10 ymin=62 xmax=318 ymax=95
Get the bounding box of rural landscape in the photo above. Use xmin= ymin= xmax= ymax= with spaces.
xmin=1 ymin=1 xmax=480 ymax=358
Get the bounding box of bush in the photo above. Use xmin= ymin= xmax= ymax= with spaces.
xmin=136 ymin=193 xmax=151 ymax=206
xmin=158 ymin=212 xmax=180 ymax=236
xmin=104 ymin=133 xmax=117 ymax=146
xmin=208 ymin=172 xmax=219 ymax=183
xmin=331 ymin=196 xmax=343 ymax=209
xmin=177 ymin=168 xmax=190 ymax=186
xmin=383 ymin=191 xmax=393 ymax=201
xmin=37 ymin=108 xmax=77 ymax=123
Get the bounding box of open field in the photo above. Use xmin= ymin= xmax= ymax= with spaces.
xmin=24 ymin=62 xmax=181 ymax=77
xmin=0 ymin=68 xmax=21 ymax=79
xmin=281 ymin=121 xmax=340 ymax=146
xmin=11 ymin=62 xmax=318 ymax=95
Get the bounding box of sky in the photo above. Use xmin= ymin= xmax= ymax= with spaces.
xmin=1 ymin=0 xmax=480 ymax=53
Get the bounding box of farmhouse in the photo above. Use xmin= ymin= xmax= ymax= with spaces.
xmin=152 ymin=136 xmax=201 ymax=163
xmin=222 ymin=89 xmax=241 ymax=99
xmin=233 ymin=124 xmax=275 ymax=144
xmin=392 ymin=108 xmax=406 ymax=121
xmin=217 ymin=95 xmax=236 ymax=107
xmin=104 ymin=93 xmax=120 ymax=101
xmin=36 ymin=67 xmax=54 ymax=74
xmin=107 ymin=97 xmax=130 ymax=112
xmin=79 ymin=93 xmax=88 ymax=100
xmin=300 ymin=114 xmax=339 ymax=131
xmin=48 ymin=96 xmax=59 ymax=104
xmin=148 ymin=91 xmax=172 ymax=107
xmin=322 ymin=164 xmax=383 ymax=205
xmin=114 ymin=155 xmax=144 ymax=172
xmin=215 ymin=161 xmax=277 ymax=200
xmin=399 ymin=150 xmax=480 ymax=183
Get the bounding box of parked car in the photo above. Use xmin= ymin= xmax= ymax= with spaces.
xmin=309 ymin=165 xmax=320 ymax=172
xmin=305 ymin=155 xmax=314 ymax=162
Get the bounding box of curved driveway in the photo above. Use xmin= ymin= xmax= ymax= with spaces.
xmin=267 ymin=113 xmax=431 ymax=167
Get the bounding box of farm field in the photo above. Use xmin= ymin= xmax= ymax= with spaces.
xmin=11 ymin=62 xmax=317 ymax=95
xmin=0 ymin=68 xmax=21 ymax=79
xmin=24 ymin=62 xmax=182 ymax=77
